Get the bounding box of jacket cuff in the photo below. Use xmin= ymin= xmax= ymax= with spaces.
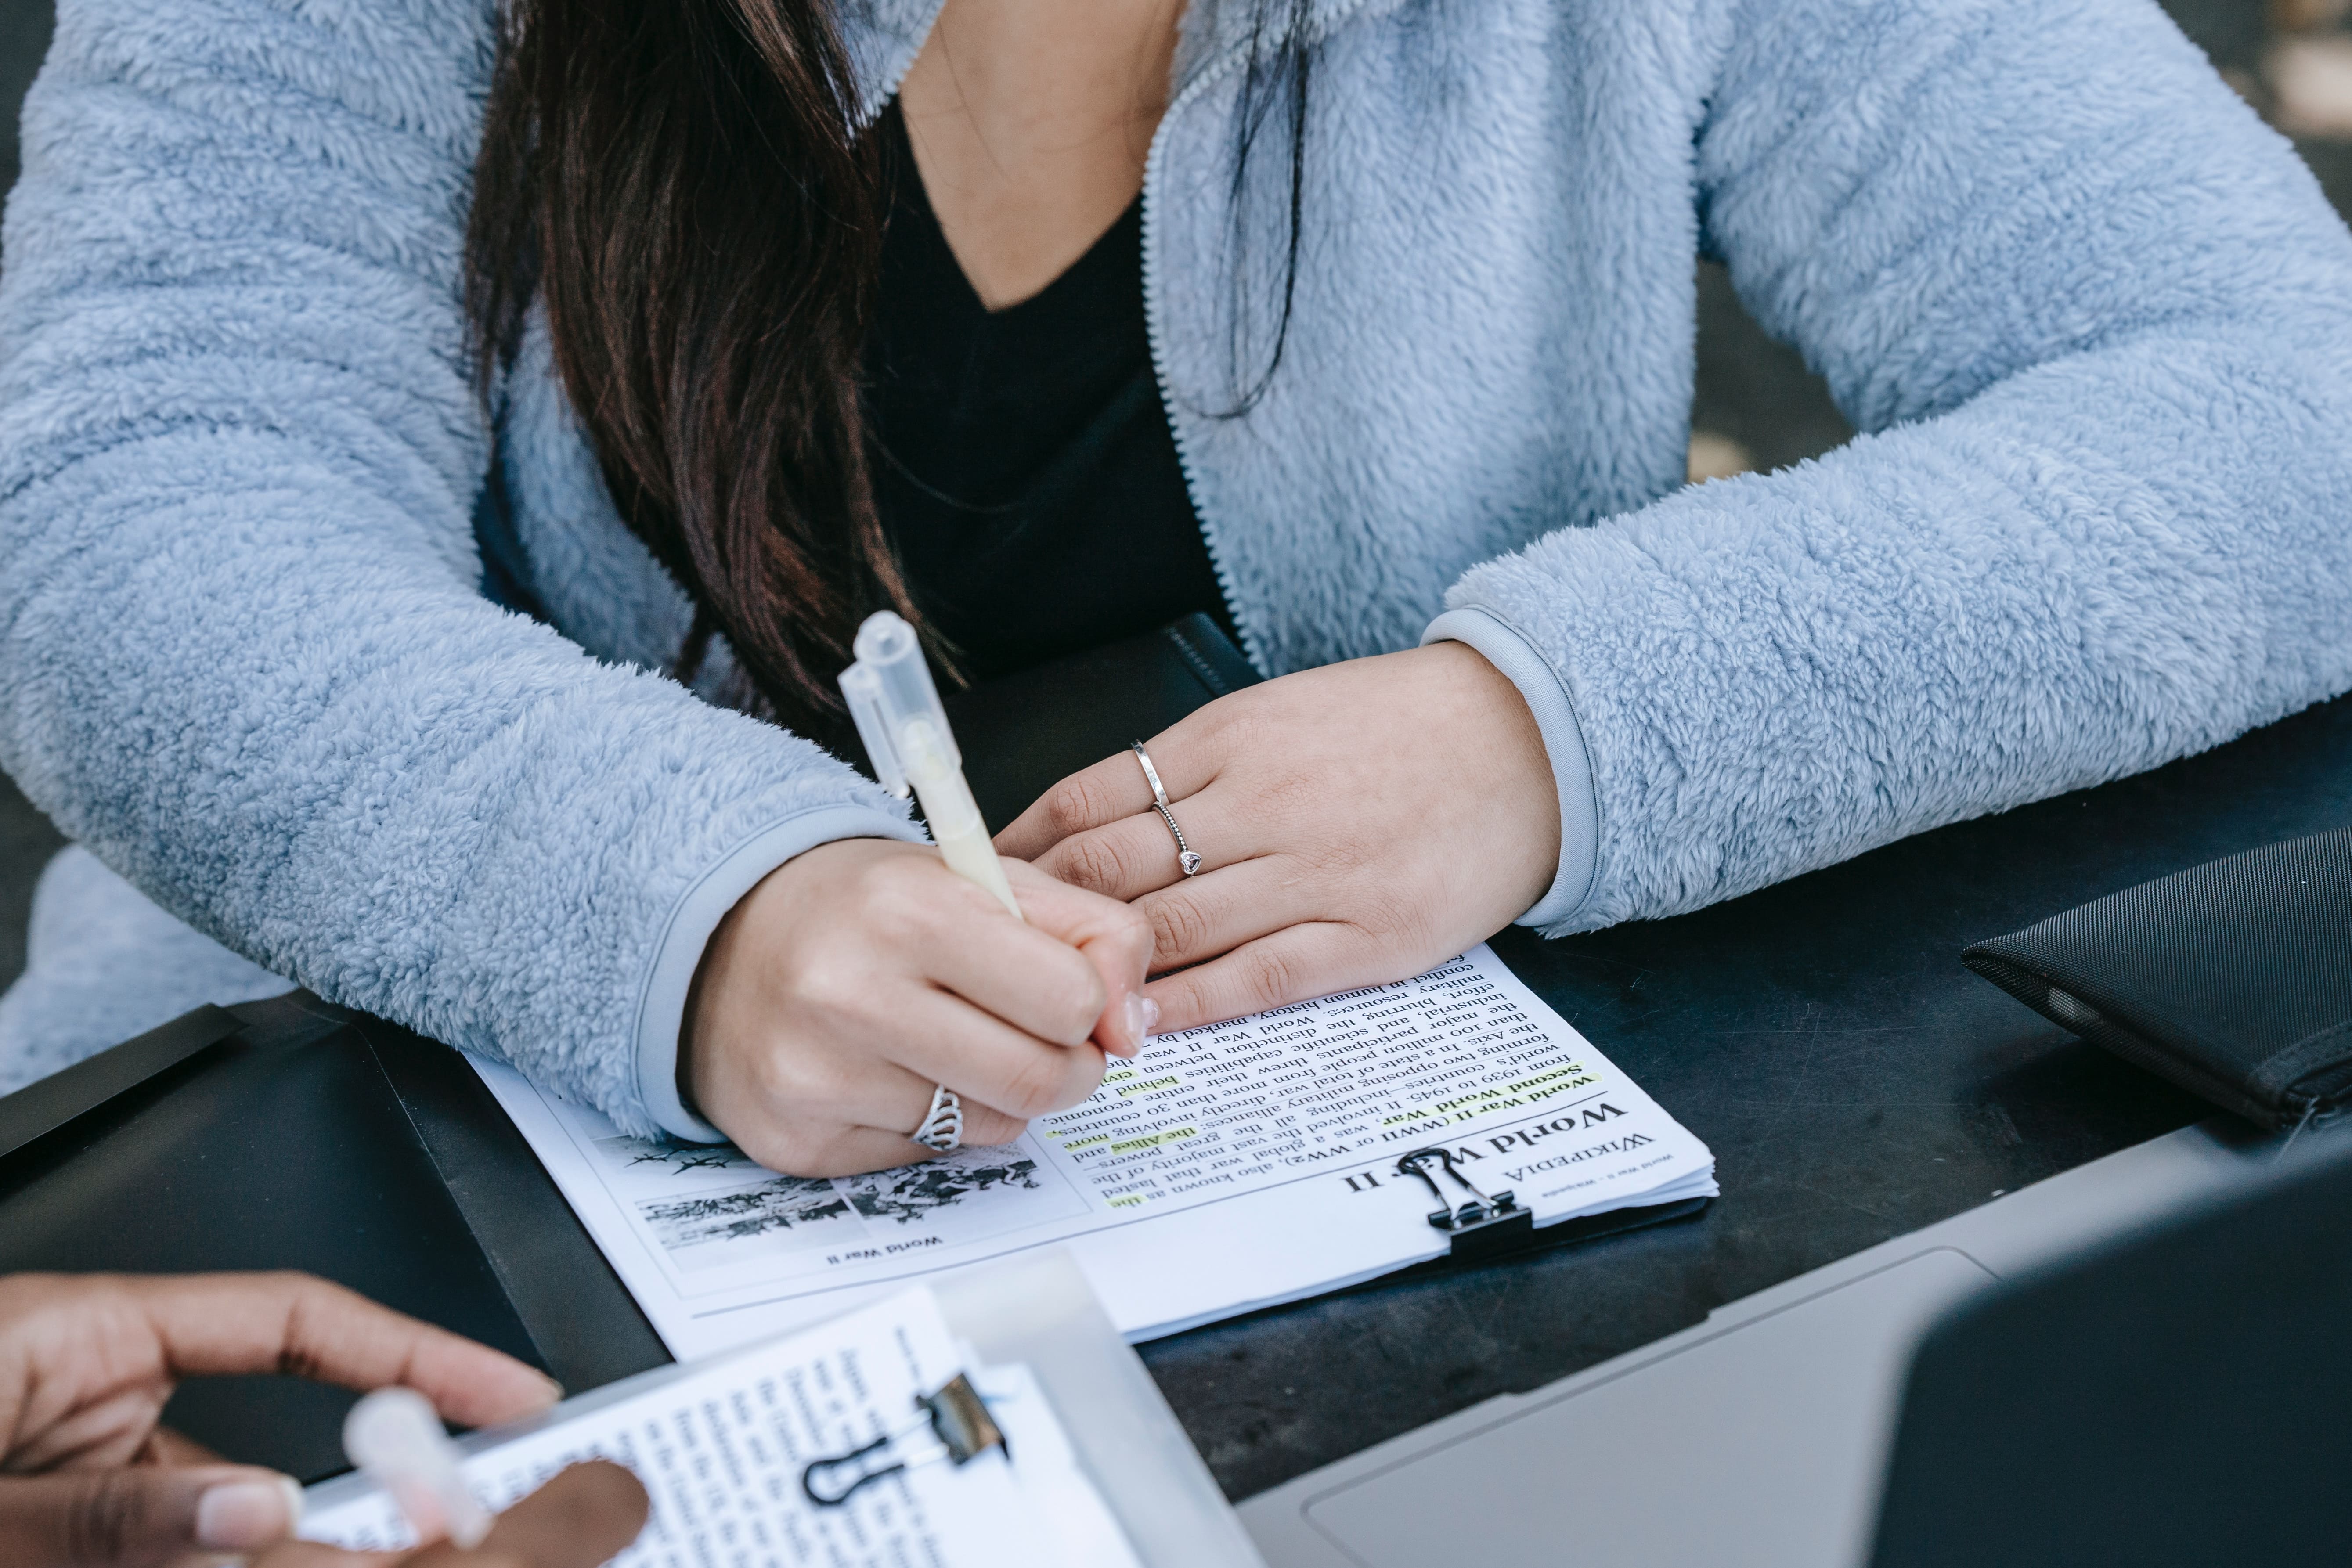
xmin=1421 ymin=608 xmax=1599 ymax=929
xmin=633 ymin=804 xmax=929 ymax=1142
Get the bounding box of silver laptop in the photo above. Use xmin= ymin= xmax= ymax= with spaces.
xmin=1238 ymin=1116 xmax=2348 ymax=1568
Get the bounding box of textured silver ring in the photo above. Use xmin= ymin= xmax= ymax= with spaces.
xmin=911 ymin=1083 xmax=963 ymax=1153
xmin=1132 ymin=741 xmax=1202 ymax=876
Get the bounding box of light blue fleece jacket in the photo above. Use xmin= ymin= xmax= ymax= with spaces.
xmin=3 ymin=0 xmax=2349 ymax=1134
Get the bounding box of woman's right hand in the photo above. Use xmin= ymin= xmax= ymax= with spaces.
xmin=683 ymin=839 xmax=1155 ymax=1176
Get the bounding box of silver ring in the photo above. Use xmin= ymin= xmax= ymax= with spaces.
xmin=910 ymin=1084 xmax=963 ymax=1153
xmin=1132 ymin=741 xmax=1202 ymax=876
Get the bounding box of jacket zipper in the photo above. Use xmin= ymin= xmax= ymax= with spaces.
xmin=1140 ymin=40 xmax=1260 ymax=674
xmin=865 ymin=1 xmax=948 ymax=128
xmin=1138 ymin=0 xmax=1380 ymax=678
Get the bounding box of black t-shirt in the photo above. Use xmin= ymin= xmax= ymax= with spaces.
xmin=865 ymin=104 xmax=1229 ymax=685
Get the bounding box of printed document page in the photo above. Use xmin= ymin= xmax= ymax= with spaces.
xmin=479 ymin=944 xmax=1716 ymax=1353
xmin=300 ymin=1289 xmax=1053 ymax=1568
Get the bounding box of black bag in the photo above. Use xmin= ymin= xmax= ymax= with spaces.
xmin=1962 ymin=829 xmax=2352 ymax=1130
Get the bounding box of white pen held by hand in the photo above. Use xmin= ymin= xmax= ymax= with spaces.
xmin=343 ymin=1386 xmax=495 ymax=1548
xmin=841 ymin=611 xmax=1024 ymax=919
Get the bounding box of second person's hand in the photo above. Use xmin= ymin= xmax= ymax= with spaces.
xmin=0 ymin=1271 xmax=563 ymax=1568
xmin=256 ymin=1460 xmax=649 ymax=1568
xmin=684 ymin=840 xmax=1155 ymax=1176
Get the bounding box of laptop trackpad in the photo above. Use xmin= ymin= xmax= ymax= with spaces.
xmin=1302 ymin=1248 xmax=1995 ymax=1568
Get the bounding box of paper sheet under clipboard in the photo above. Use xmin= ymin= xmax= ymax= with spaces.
xmin=480 ymin=944 xmax=1716 ymax=1355
xmin=300 ymin=1286 xmax=1144 ymax=1568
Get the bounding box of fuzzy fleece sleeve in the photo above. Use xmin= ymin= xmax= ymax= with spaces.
xmin=0 ymin=0 xmax=920 ymax=1137
xmin=1446 ymin=0 xmax=2352 ymax=933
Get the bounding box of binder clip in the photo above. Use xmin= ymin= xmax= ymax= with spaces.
xmin=1397 ymin=1146 xmax=1533 ymax=1262
xmin=800 ymin=1373 xmax=1007 ymax=1507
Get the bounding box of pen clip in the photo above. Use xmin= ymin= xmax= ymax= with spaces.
xmin=840 ymin=663 xmax=908 ymax=798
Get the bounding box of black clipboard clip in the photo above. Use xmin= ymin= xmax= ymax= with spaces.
xmin=800 ymin=1373 xmax=1008 ymax=1507
xmin=1397 ymin=1146 xmax=1534 ymax=1262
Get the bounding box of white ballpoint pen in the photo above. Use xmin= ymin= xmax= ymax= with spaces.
xmin=841 ymin=610 xmax=1024 ymax=919
xmin=343 ymin=1387 xmax=494 ymax=1548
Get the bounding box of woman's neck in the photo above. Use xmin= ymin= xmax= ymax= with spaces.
xmin=896 ymin=0 xmax=1187 ymax=312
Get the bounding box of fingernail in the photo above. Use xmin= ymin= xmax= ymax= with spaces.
xmin=534 ymin=1370 xmax=566 ymax=1403
xmin=1126 ymin=994 xmax=1159 ymax=1043
xmin=195 ymin=1478 xmax=301 ymax=1550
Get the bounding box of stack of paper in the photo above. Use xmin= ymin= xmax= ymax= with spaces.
xmin=300 ymin=1288 xmax=1139 ymax=1568
xmin=480 ymin=944 xmax=1716 ymax=1355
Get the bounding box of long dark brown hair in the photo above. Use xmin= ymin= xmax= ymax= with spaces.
xmin=466 ymin=0 xmax=1309 ymax=735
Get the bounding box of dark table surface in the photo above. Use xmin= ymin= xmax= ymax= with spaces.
xmin=0 ymin=692 xmax=2343 ymax=1502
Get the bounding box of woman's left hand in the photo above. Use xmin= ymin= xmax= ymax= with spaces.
xmin=996 ymin=642 xmax=1560 ymax=1032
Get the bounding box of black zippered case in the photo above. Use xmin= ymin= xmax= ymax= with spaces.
xmin=1962 ymin=828 xmax=2352 ymax=1131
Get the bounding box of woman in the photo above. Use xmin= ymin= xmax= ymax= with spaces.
xmin=1 ymin=0 xmax=2347 ymax=1174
